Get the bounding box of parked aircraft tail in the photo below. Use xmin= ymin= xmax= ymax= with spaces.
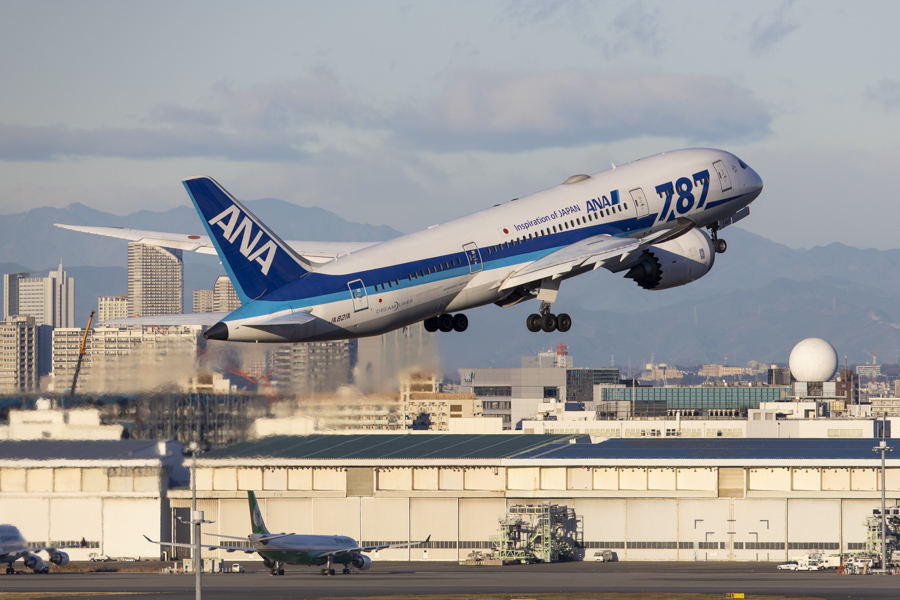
xmin=247 ymin=491 xmax=271 ymax=535
xmin=183 ymin=176 xmax=311 ymax=303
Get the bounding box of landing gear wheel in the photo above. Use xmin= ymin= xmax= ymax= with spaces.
xmin=321 ymin=568 xmax=328 ymax=576
xmin=452 ymin=313 xmax=468 ymax=332
xmin=526 ymin=314 xmax=542 ymax=332
xmin=557 ymin=313 xmax=572 ymax=332
xmin=423 ymin=316 xmax=438 ymax=332
xmin=329 ymin=568 xmax=336 ymax=576
xmin=437 ymin=313 xmax=454 ymax=332
xmin=5 ymin=566 xmax=13 ymax=574
xmin=343 ymin=567 xmax=351 ymax=574
xmin=541 ymin=313 xmax=558 ymax=332
xmin=278 ymin=568 xmax=284 ymax=576
xmin=714 ymin=238 xmax=727 ymax=254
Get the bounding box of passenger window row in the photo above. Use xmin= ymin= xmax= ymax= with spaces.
xmin=373 ymin=202 xmax=631 ymax=292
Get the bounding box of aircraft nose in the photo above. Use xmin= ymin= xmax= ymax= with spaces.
xmin=748 ymin=165 xmax=763 ymax=193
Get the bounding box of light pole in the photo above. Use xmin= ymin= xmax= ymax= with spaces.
xmin=186 ymin=441 xmax=212 ymax=599
xmin=873 ymin=439 xmax=893 ymax=571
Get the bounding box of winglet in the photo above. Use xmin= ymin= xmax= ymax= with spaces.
xmin=143 ymin=535 xmax=157 ymax=544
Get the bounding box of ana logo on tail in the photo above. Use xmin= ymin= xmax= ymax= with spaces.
xmin=208 ymin=205 xmax=278 ymax=276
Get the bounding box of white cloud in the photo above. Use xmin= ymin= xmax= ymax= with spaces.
xmin=749 ymin=1 xmax=799 ymax=54
xmin=392 ymin=70 xmax=772 ymax=152
xmin=867 ymin=78 xmax=900 ymax=112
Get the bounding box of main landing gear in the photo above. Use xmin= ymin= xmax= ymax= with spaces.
xmin=423 ymin=313 xmax=468 ymax=333
xmin=319 ymin=555 xmax=344 ymax=576
xmin=263 ymin=557 xmax=285 ymax=576
xmin=527 ymin=302 xmax=571 ymax=333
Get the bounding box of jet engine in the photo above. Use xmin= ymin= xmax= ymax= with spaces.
xmin=50 ymin=551 xmax=70 ymax=566
xmin=351 ymin=554 xmax=373 ymax=570
xmin=624 ymin=228 xmax=715 ymax=290
xmin=23 ymin=554 xmax=44 ymax=572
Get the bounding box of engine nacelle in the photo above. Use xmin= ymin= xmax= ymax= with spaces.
xmin=50 ymin=551 xmax=69 ymax=566
xmin=624 ymin=228 xmax=715 ymax=290
xmin=23 ymin=554 xmax=44 ymax=571
xmin=351 ymin=554 xmax=373 ymax=570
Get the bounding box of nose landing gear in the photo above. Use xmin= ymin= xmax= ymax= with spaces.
xmin=527 ymin=302 xmax=571 ymax=333
xmin=710 ymin=225 xmax=727 ymax=254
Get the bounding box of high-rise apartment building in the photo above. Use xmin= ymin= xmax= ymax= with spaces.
xmin=0 ymin=316 xmax=39 ymax=392
xmin=98 ymin=295 xmax=129 ymax=323
xmin=214 ymin=276 xmax=240 ymax=312
xmin=192 ymin=289 xmax=215 ymax=313
xmin=270 ymin=340 xmax=357 ymax=395
xmin=127 ymin=243 xmax=183 ymax=317
xmin=193 ymin=276 xmax=240 ymax=314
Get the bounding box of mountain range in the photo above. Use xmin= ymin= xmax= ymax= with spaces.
xmin=1 ymin=200 xmax=898 ymax=374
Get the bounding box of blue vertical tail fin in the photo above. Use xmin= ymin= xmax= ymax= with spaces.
xmin=183 ymin=176 xmax=310 ymax=303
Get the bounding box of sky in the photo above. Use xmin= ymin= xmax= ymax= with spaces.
xmin=2 ymin=1 xmax=899 ymax=249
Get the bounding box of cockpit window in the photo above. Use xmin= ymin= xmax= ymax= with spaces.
xmin=738 ymin=159 xmax=748 ymax=169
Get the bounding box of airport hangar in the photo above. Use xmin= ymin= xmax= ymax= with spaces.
xmin=2 ymin=435 xmax=898 ymax=563
xmin=179 ymin=434 xmax=899 ymax=563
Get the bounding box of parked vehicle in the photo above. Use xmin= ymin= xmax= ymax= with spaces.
xmin=230 ymin=563 xmax=245 ymax=573
xmin=777 ymin=561 xmax=798 ymax=571
xmin=593 ymin=550 xmax=615 ymax=562
xmin=89 ymin=553 xmax=111 ymax=562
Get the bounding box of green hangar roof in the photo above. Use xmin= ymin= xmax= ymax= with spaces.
xmin=204 ymin=434 xmax=574 ymax=460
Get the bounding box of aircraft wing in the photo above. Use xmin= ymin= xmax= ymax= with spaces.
xmin=53 ymin=224 xmax=379 ymax=265
xmin=143 ymin=535 xmax=258 ymax=554
xmin=322 ymin=535 xmax=432 ymax=557
xmin=499 ymin=218 xmax=695 ymax=291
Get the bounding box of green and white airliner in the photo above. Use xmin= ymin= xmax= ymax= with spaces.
xmin=146 ymin=491 xmax=428 ymax=576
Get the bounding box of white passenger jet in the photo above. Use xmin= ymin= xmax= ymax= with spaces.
xmin=1 ymin=524 xmax=81 ymax=574
xmin=144 ymin=491 xmax=428 ymax=575
xmin=57 ymin=148 xmax=762 ymax=340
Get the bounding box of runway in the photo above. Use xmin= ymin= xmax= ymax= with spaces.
xmin=2 ymin=561 xmax=898 ymax=600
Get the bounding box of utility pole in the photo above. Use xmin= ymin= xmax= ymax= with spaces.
xmin=186 ymin=441 xmax=211 ymax=599
xmin=873 ymin=438 xmax=893 ymax=571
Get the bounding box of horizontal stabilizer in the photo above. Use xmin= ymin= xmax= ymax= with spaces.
xmin=102 ymin=313 xmax=230 ymax=327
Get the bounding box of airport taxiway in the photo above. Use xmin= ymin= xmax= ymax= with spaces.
xmin=2 ymin=561 xmax=898 ymax=600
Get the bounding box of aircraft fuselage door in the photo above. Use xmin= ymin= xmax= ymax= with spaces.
xmin=348 ymin=279 xmax=368 ymax=312
xmin=629 ymin=188 xmax=650 ymax=219
xmin=713 ymin=160 xmax=732 ymax=192
xmin=463 ymin=242 xmax=483 ymax=273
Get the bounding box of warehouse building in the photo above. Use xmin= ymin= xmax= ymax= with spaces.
xmin=174 ymin=435 xmax=900 ymax=563
xmin=0 ymin=439 xmax=183 ymax=560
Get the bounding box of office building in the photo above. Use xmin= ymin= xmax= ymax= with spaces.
xmin=3 ymin=264 xmax=75 ymax=376
xmin=127 ymin=243 xmax=183 ymax=317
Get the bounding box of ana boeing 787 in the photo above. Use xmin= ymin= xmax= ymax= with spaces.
xmin=57 ymin=148 xmax=762 ymax=341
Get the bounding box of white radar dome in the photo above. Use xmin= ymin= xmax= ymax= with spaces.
xmin=789 ymin=338 xmax=838 ymax=382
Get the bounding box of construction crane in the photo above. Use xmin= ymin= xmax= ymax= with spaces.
xmin=68 ymin=310 xmax=95 ymax=403
xmin=228 ymin=367 xmax=280 ymax=406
